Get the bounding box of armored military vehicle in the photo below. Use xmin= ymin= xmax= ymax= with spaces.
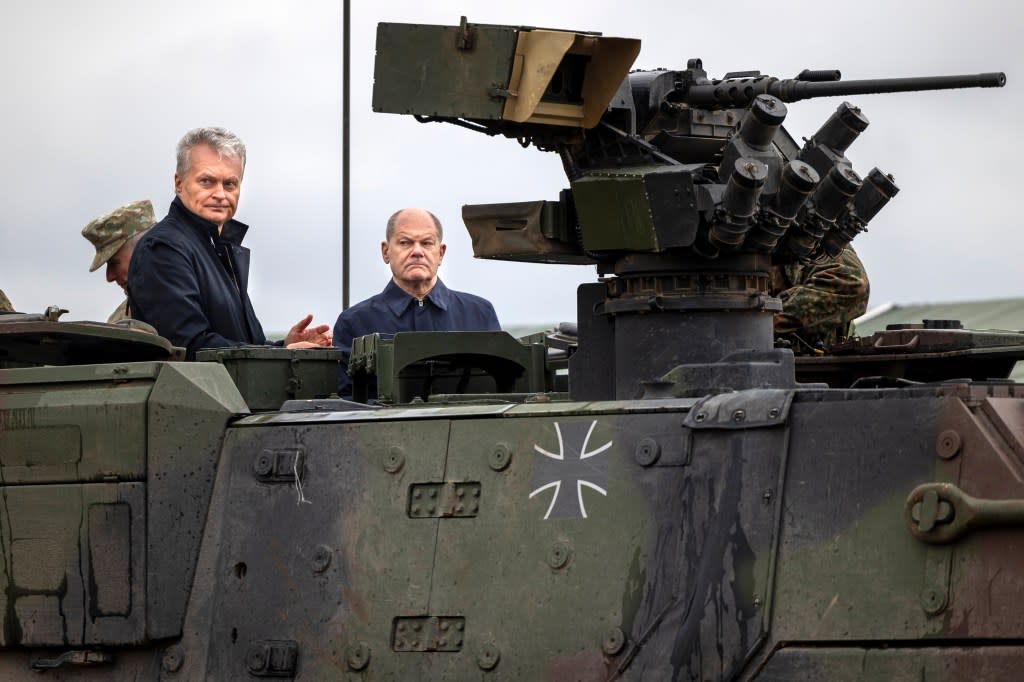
xmin=1 ymin=18 xmax=1020 ymax=680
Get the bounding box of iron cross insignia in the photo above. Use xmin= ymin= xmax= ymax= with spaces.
xmin=529 ymin=420 xmax=613 ymax=519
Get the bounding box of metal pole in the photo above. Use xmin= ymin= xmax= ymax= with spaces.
xmin=342 ymin=0 xmax=351 ymax=310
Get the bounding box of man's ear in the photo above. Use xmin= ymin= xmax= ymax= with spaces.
xmin=173 ymin=173 xmax=182 ymax=195
xmin=380 ymin=241 xmax=389 ymax=263
xmin=439 ymin=243 xmax=447 ymax=261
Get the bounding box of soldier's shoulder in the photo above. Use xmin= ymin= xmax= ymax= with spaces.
xmin=107 ymin=299 xmax=130 ymax=323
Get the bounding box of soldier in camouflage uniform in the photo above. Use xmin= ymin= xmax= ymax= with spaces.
xmin=81 ymin=200 xmax=156 ymax=322
xmin=0 ymin=289 xmax=12 ymax=313
xmin=771 ymin=245 xmax=869 ymax=352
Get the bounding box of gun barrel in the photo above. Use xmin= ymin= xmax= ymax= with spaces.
xmin=684 ymin=72 xmax=1006 ymax=107
xmin=770 ymin=72 xmax=1007 ymax=102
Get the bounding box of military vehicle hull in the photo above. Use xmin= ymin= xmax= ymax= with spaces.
xmin=2 ymin=343 xmax=1023 ymax=679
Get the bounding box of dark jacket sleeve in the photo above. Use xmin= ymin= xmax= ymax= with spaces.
xmin=129 ymin=238 xmax=247 ymax=359
xmin=332 ymin=310 xmax=357 ymax=397
xmin=482 ymin=301 xmax=501 ymax=331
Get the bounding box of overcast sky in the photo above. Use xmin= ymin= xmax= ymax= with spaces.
xmin=1 ymin=1 xmax=1021 ymax=331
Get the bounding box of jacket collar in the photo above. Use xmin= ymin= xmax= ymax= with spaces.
xmin=169 ymin=195 xmax=249 ymax=246
xmin=382 ymin=278 xmax=450 ymax=317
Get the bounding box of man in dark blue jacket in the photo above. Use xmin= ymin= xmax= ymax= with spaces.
xmin=128 ymin=127 xmax=331 ymax=359
xmin=333 ymin=207 xmax=500 ymax=397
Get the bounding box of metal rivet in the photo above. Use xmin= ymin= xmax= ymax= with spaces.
xmin=694 ymin=412 xmax=707 ymax=423
xmin=547 ymin=541 xmax=572 ymax=570
xmin=753 ymin=596 xmax=763 ymax=610
xmin=634 ymin=437 xmax=661 ymax=467
xmin=253 ymin=452 xmax=274 ymax=477
xmin=311 ymin=545 xmax=332 ymax=573
xmin=921 ymin=588 xmax=946 ymax=616
xmin=246 ymin=646 xmax=267 ymax=673
xmin=602 ymin=627 xmax=626 ymax=656
xmin=346 ymin=642 xmax=371 ymax=671
xmin=162 ymin=645 xmax=184 ymax=673
xmin=732 ymin=409 xmax=746 ymax=422
xmin=383 ymin=446 xmax=405 ymax=473
xmin=768 ymin=407 xmax=781 ymax=419
xmin=489 ymin=443 xmax=513 ymax=471
xmin=936 ymin=429 xmax=962 ymax=459
xmin=762 ymin=489 xmax=773 ymax=505
xmin=477 ymin=643 xmax=500 ymax=670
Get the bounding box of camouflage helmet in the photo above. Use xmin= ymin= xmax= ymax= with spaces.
xmin=0 ymin=288 xmax=12 ymax=313
xmin=82 ymin=200 xmax=156 ymax=272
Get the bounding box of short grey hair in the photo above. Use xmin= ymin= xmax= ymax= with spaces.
xmin=176 ymin=127 xmax=247 ymax=177
xmin=385 ymin=208 xmax=443 ymax=241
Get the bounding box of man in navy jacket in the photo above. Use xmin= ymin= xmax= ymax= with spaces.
xmin=128 ymin=127 xmax=331 ymax=359
xmin=333 ymin=207 xmax=500 ymax=397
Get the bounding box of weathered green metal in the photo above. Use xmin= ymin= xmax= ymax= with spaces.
xmin=196 ymin=345 xmax=346 ymax=411
xmin=348 ymin=330 xmax=549 ymax=403
xmin=0 ymin=338 xmax=246 ymax=651
xmin=571 ymin=167 xmax=700 ymax=252
xmin=372 ymin=20 xmax=518 ymax=121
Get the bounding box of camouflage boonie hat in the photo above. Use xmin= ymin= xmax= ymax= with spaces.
xmin=82 ymin=200 xmax=156 ymax=272
xmin=0 ymin=288 xmax=12 ymax=313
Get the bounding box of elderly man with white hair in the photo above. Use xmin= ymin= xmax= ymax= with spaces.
xmin=128 ymin=126 xmax=331 ymax=359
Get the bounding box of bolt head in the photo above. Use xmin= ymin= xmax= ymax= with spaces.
xmin=936 ymin=430 xmax=962 ymax=459
xmin=489 ymin=443 xmax=513 ymax=471
xmin=477 ymin=643 xmax=500 ymax=670
xmin=634 ymin=437 xmax=661 ymax=466
xmin=162 ymin=645 xmax=184 ymax=673
xmin=547 ymin=541 xmax=572 ymax=569
xmin=311 ymin=545 xmax=332 ymax=573
xmin=602 ymin=627 xmax=626 ymax=656
xmin=346 ymin=642 xmax=371 ymax=671
xmin=254 ymin=452 xmax=274 ymax=477
xmin=383 ymin=446 xmax=406 ymax=473
xmin=246 ymin=646 xmax=267 ymax=672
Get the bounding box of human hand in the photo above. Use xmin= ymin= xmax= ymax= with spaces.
xmin=284 ymin=314 xmax=334 ymax=347
xmin=286 ymin=341 xmax=320 ymax=349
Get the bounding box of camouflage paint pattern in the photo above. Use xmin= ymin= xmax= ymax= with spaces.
xmin=1 ymin=329 xmax=1024 ymax=678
